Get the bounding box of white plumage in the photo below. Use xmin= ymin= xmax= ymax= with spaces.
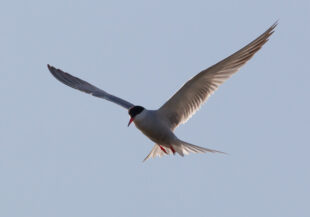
xmin=48 ymin=22 xmax=277 ymax=161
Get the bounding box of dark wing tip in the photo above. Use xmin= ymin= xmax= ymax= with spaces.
xmin=47 ymin=64 xmax=60 ymax=79
xmin=268 ymin=20 xmax=278 ymax=35
xmin=262 ymin=21 xmax=278 ymax=42
xmin=47 ymin=64 xmax=64 ymax=81
xmin=47 ymin=64 xmax=55 ymax=73
xmin=47 ymin=64 xmax=85 ymax=91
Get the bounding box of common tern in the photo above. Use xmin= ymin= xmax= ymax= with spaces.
xmin=48 ymin=22 xmax=276 ymax=161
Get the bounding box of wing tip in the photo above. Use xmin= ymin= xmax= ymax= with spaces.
xmin=266 ymin=20 xmax=278 ymax=37
xmin=47 ymin=64 xmax=59 ymax=78
xmin=47 ymin=64 xmax=54 ymax=72
xmin=46 ymin=64 xmax=79 ymax=89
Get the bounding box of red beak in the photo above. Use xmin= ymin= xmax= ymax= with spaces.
xmin=128 ymin=117 xmax=134 ymax=127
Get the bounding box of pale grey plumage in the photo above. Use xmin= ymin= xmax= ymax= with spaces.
xmin=143 ymin=140 xmax=225 ymax=162
xmin=158 ymin=22 xmax=277 ymax=130
xmin=48 ymin=22 xmax=277 ymax=161
xmin=48 ymin=65 xmax=134 ymax=109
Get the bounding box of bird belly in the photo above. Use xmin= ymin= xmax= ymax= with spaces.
xmin=134 ymin=117 xmax=176 ymax=145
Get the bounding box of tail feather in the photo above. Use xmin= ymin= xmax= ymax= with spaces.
xmin=172 ymin=145 xmax=184 ymax=157
xmin=143 ymin=141 xmax=225 ymax=162
xmin=143 ymin=144 xmax=173 ymax=162
xmin=179 ymin=140 xmax=225 ymax=155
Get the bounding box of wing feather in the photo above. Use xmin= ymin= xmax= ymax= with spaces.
xmin=48 ymin=65 xmax=134 ymax=109
xmin=158 ymin=22 xmax=277 ymax=130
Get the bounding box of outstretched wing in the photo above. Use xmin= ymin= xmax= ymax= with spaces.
xmin=158 ymin=22 xmax=277 ymax=130
xmin=48 ymin=65 xmax=134 ymax=109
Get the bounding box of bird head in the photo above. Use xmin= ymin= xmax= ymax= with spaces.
xmin=128 ymin=106 xmax=145 ymax=127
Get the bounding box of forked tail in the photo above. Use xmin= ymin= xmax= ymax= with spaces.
xmin=143 ymin=141 xmax=225 ymax=162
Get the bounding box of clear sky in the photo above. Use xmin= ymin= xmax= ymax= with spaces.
xmin=1 ymin=1 xmax=309 ymax=217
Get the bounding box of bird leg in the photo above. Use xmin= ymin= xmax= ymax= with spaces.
xmin=170 ymin=146 xmax=176 ymax=154
xmin=159 ymin=145 xmax=168 ymax=154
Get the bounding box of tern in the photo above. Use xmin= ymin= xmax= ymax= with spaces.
xmin=48 ymin=22 xmax=276 ymax=161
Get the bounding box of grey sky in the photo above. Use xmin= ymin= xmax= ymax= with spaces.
xmin=1 ymin=1 xmax=309 ymax=217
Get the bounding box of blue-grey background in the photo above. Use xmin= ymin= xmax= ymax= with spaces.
xmin=1 ymin=1 xmax=309 ymax=217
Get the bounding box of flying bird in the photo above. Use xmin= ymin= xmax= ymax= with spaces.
xmin=48 ymin=22 xmax=277 ymax=161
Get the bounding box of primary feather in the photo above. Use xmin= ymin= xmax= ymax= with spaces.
xmin=47 ymin=65 xmax=134 ymax=109
xmin=158 ymin=22 xmax=277 ymax=130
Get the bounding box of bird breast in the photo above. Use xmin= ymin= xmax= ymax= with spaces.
xmin=133 ymin=110 xmax=176 ymax=145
